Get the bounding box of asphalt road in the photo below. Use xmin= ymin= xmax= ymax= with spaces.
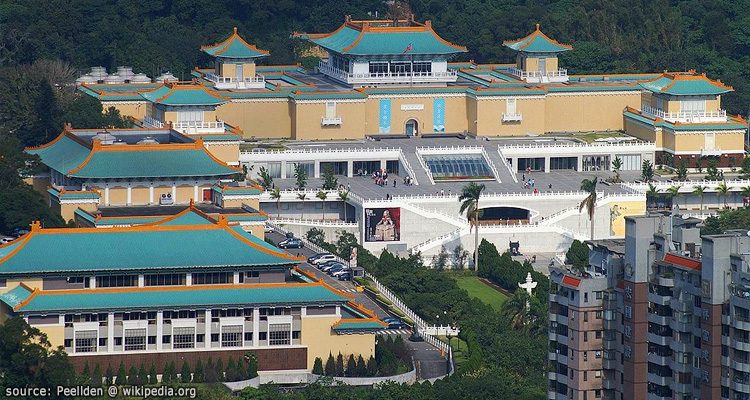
xmin=266 ymin=231 xmax=450 ymax=379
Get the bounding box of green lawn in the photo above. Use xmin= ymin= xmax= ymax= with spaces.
xmin=453 ymin=275 xmax=508 ymax=311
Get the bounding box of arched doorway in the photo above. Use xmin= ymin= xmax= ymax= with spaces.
xmin=405 ymin=119 xmax=418 ymax=136
xmin=478 ymin=206 xmax=531 ymax=225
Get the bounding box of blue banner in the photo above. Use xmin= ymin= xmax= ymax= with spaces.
xmin=433 ymin=98 xmax=445 ymax=132
xmin=379 ymin=99 xmax=391 ymax=134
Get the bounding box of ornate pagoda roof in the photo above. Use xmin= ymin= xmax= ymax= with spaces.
xmin=639 ymin=71 xmax=734 ymax=96
xmin=503 ymin=24 xmax=572 ymax=53
xmin=201 ymin=27 xmax=270 ymax=59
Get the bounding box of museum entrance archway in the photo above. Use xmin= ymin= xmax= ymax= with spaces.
xmin=405 ymin=119 xmax=418 ymax=136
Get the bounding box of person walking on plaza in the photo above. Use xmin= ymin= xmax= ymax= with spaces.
xmin=393 ymin=178 xmax=397 ymax=188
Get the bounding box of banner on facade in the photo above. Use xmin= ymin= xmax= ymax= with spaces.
xmin=379 ymin=99 xmax=391 ymax=134
xmin=433 ymin=98 xmax=445 ymax=132
xmin=364 ymin=207 xmax=400 ymax=242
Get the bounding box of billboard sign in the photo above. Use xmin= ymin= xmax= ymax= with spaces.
xmin=364 ymin=208 xmax=400 ymax=242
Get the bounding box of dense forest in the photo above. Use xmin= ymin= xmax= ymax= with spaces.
xmin=1 ymin=0 xmax=750 ymax=114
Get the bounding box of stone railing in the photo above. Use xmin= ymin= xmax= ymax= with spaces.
xmin=269 ymin=217 xmax=358 ymax=227
xmin=626 ymin=179 xmax=750 ymax=192
xmin=224 ymin=368 xmax=416 ymax=391
xmin=642 ymin=105 xmax=727 ymax=123
xmin=142 ymin=116 xmax=164 ymax=128
xmin=243 ymin=146 xmax=401 ymax=155
xmin=416 ymin=145 xmax=484 ymax=154
xmin=318 ymin=61 xmax=458 ymax=84
xmin=479 ymin=146 xmax=502 ymax=183
xmin=496 ymin=148 xmax=519 ymax=183
xmin=498 ymin=141 xmax=653 ymax=150
xmin=398 ymin=149 xmax=419 ymax=186
xmin=414 ymin=151 xmax=435 ymax=185
xmin=399 ymin=202 xmax=467 ymax=227
xmin=409 ymin=227 xmax=465 ymax=254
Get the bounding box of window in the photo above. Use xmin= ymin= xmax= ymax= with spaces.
xmin=325 ymin=102 xmax=336 ymax=119
xmin=221 ymin=325 xmax=243 ymax=347
xmin=596 ymin=331 xmax=602 ymax=339
xmin=64 ymin=339 xmax=73 ymax=348
xmin=584 ymin=332 xmax=589 ymax=342
xmin=595 ymin=389 xmax=601 ymax=398
xmin=177 ymin=109 xmax=203 ymax=123
xmin=584 ymin=371 xmax=588 ymax=381
xmin=595 ymin=291 xmax=603 ymax=300
xmin=144 ymin=274 xmax=185 ymax=286
xmin=595 ymin=351 xmax=602 ymax=359
xmin=114 ymin=337 xmax=122 ymax=346
xmin=211 ymin=334 xmax=219 ymax=342
xmin=292 ymin=331 xmax=301 ymax=340
xmin=124 ymin=328 xmax=146 ymax=351
xmin=412 ymin=61 xmax=431 ymax=74
xmin=369 ymin=62 xmax=388 ymax=75
xmin=162 ymin=335 xmax=171 ymax=344
xmin=244 ymin=332 xmax=253 ymax=342
xmin=584 ymin=292 xmax=589 ymax=302
xmin=259 ymin=332 xmax=267 ymax=341
xmin=96 ymin=275 xmax=137 ymax=288
xmin=596 ymin=311 xmax=603 ymax=319
xmin=196 ymin=334 xmax=204 ymax=343
xmin=173 ymin=327 xmax=195 ymax=349
xmin=98 ymin=338 xmax=107 ymax=347
xmin=681 ymin=99 xmax=706 ymax=114
xmin=584 ymin=312 xmax=589 ymax=322
xmin=74 ymin=330 xmax=97 ymax=353
xmin=192 ymin=272 xmax=232 ymax=285
xmin=269 ymin=323 xmax=291 ymax=346
xmin=584 ymin=351 xmax=588 ymax=362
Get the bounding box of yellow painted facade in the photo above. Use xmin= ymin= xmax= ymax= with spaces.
xmin=204 ymin=143 xmax=240 ymax=165
xmin=294 ymin=101 xmax=367 ymax=140
xmin=247 ymin=224 xmax=264 ymax=238
xmin=300 ymin=315 xmax=375 ymax=369
xmin=57 ymin=201 xmax=97 ymax=223
xmin=544 ymin=92 xmax=641 ymax=133
xmin=37 ymin=325 xmax=66 ymax=348
xmin=217 ymin=100 xmax=292 ymax=139
xmin=112 ymin=102 xmax=148 ymax=120
xmin=8 ymin=278 xmax=43 ymax=290
xmin=609 ymin=200 xmax=647 ymax=236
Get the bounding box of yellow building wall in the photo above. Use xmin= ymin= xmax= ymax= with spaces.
xmin=131 ymin=187 xmax=150 ymax=205
xmin=545 ymin=57 xmax=559 ymax=72
xmin=363 ymin=96 xmax=468 ymax=136
xmin=220 ymin=63 xmax=236 ymax=78
xmin=164 ymin=111 xmax=178 ymax=124
xmin=204 ymin=143 xmax=240 ymax=165
xmin=153 ymin=186 xmax=172 ymax=202
xmin=661 ymin=130 xmax=676 ymax=153
xmin=108 ymin=187 xmax=128 ymax=205
xmin=609 ymin=200 xmax=647 ymax=236
xmin=175 ymin=186 xmax=194 ymax=203
xmin=247 ymin=225 xmax=264 ymax=238
xmin=545 ymin=92 xmax=641 ymax=133
xmin=293 ymin=101 xmax=367 ymax=140
xmin=23 ymin=176 xmax=50 ymax=195
xmin=217 ymin=100 xmax=293 ymax=139
xmin=524 ymin=57 xmax=539 ymax=72
xmin=715 ymin=131 xmax=745 ymax=152
xmin=38 ymin=325 xmax=66 ymax=348
xmin=220 ymin=196 xmax=260 ymax=209
xmin=243 ymin=63 xmax=257 ymax=79
xmin=624 ymin=117 xmax=660 ymax=146
xmin=705 ymin=98 xmax=721 ymax=112
xmin=300 ymin=316 xmax=376 ymax=369
xmin=7 ymin=278 xmax=43 ymax=290
xmin=60 ymin=202 xmax=97 ymax=223
xmin=101 ymin=102 xmax=148 ymax=120
xmin=473 ymin=97 xmax=546 ymax=136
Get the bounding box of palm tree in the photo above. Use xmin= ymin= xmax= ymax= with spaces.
xmin=666 ymin=185 xmax=682 ymax=209
xmin=297 ymin=193 xmax=307 ymax=219
xmin=693 ymin=185 xmax=707 ymax=211
xmin=717 ymin=181 xmax=729 ymax=208
xmin=270 ymin=188 xmax=281 ymax=218
xmin=611 ymin=156 xmax=622 ymax=183
xmin=459 ymin=182 xmax=485 ymax=271
xmin=316 ymin=191 xmax=328 ymax=221
xmin=338 ymin=190 xmax=350 ymax=222
xmin=579 ymin=178 xmax=598 ymax=240
xmin=502 ymin=290 xmax=530 ymax=330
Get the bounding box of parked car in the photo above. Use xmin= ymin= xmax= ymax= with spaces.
xmin=278 ymin=238 xmax=303 ymax=249
xmin=326 ymin=265 xmax=348 ymax=275
xmin=285 ymin=232 xmax=295 ymax=239
xmin=331 ymin=267 xmax=351 ymax=277
xmin=337 ymin=272 xmax=352 ymax=281
xmin=264 ymin=224 xmax=274 ymax=233
xmin=309 ymin=254 xmax=337 ymax=265
xmin=387 ymin=319 xmax=408 ymax=330
xmin=317 ymin=260 xmax=340 ymax=269
xmin=408 ymin=332 xmax=424 ymax=342
xmin=320 ymin=262 xmax=345 ymax=272
xmin=1 ymin=236 xmax=15 ymax=244
xmin=9 ymin=228 xmax=29 ymax=238
xmin=307 ymin=253 xmax=328 ymax=263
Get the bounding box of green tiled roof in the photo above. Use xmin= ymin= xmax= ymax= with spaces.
xmin=158 ymin=210 xmax=214 ymax=226
xmin=26 ymin=134 xmax=90 ymax=174
xmin=140 ymin=85 xmax=226 ymax=106
xmin=297 ymin=23 xmax=466 ymax=56
xmin=47 ymin=188 xmax=100 ymax=201
xmin=0 ymin=285 xmax=33 ymax=309
xmin=212 ymin=185 xmax=262 ymax=196
xmin=201 ymin=28 xmax=269 ymax=59
xmin=640 ymin=74 xmax=733 ymax=96
xmin=194 ymin=134 xmax=242 ymax=141
xmin=0 ymin=222 xmax=298 ymax=276
xmin=333 ymin=321 xmax=387 ymax=331
xmin=66 ymin=147 xmax=237 ymax=179
xmin=226 ymin=214 xmax=267 ymax=222
xmin=503 ymin=26 xmax=572 ymax=53
xmin=17 ymin=284 xmax=348 ymax=313
xmin=624 ymin=110 xmax=748 ymax=131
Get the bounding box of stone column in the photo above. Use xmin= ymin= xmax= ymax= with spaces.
xmin=233 ymin=271 xmax=240 ymax=284
xmin=193 ymin=185 xmax=199 ymax=202
xmin=126 ymin=185 xmax=132 ymax=205
xmin=171 ymin=184 xmax=177 ymax=203
xmin=149 ymin=186 xmax=154 ymax=204
xmin=205 ymin=309 xmax=212 ymax=349
xmin=156 ymin=311 xmax=164 ymax=351
xmin=281 ymin=161 xmax=288 ymax=179
xmin=347 ymin=160 xmax=354 ymax=177
xmin=545 ymin=156 xmax=551 ymax=173
xmin=107 ymin=313 xmax=115 ymax=352
xmin=314 ymin=162 xmax=321 ymax=178
xmin=104 ymin=187 xmax=110 ymax=206
xmin=253 ymin=308 xmax=260 ymax=347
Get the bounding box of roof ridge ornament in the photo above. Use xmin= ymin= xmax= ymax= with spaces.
xmin=30 ymin=220 xmax=42 ymax=232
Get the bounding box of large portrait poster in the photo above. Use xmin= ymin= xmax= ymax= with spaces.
xmin=365 ymin=208 xmax=400 ymax=242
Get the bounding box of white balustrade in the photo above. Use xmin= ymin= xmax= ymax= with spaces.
xmin=642 ymin=105 xmax=727 ymax=123
xmin=398 ymin=149 xmax=419 ymax=186
xmin=143 ymin=116 xmax=164 ymax=128
xmin=204 ymin=72 xmax=265 ymax=89
xmin=318 ymin=61 xmax=458 ymax=85
xmin=321 ymin=117 xmax=343 ymax=126
xmin=508 ymin=67 xmax=568 ymax=82
xmin=496 ymin=149 xmax=519 ymax=183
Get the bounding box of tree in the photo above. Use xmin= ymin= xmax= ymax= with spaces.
xmin=565 ymin=240 xmax=589 ymax=273
xmin=611 ymin=156 xmax=622 ymax=183
xmin=459 ymin=182 xmax=486 ymax=271
xmin=646 ymin=183 xmax=660 ymax=208
xmin=335 ymin=352 xmax=345 ymax=376
xmin=705 ymin=159 xmax=721 ymax=181
xmin=92 ymin=364 xmax=102 ymax=386
xmin=245 ymin=352 xmax=258 ymax=379
xmin=306 ymin=227 xmax=325 ymax=245
xmin=324 ymin=353 xmax=335 ymax=376
xmin=225 ymin=358 xmax=238 ymax=382
xmin=148 ymin=363 xmax=157 ymax=385
xmin=676 ymin=160 xmax=688 ymax=181
xmin=355 ymin=355 xmax=367 ymax=377
xmin=452 ymin=244 xmax=470 ymax=269
xmin=126 ymin=365 xmax=139 ymax=385
xmin=741 ymin=157 xmax=750 ymax=179
xmin=204 ymin=357 xmax=217 ymax=383
xmin=337 ymin=190 xmax=350 ymax=222
xmin=322 ymin=165 xmax=338 ymax=190
xmin=431 ymin=245 xmax=450 ymax=270
xmin=667 ymin=185 xmax=682 ymax=209
xmin=81 ymin=363 xmax=91 ymax=385
xmin=257 ymin=166 xmax=274 ymax=190
xmin=180 ymin=361 xmax=191 ymax=383
xmin=742 ymin=186 xmax=750 ymax=207
xmin=345 ymin=354 xmax=357 ymax=376
xmin=116 ymin=362 xmax=127 ymax=385
xmin=366 ymin=356 xmax=377 ymax=376
xmin=335 ymin=230 xmax=358 ymax=259
xmin=194 ymin=359 xmax=205 ymax=383
xmin=105 ymin=365 xmax=114 ymax=385
xmin=270 ymin=187 xmax=281 ymax=218
xmin=294 ymin=163 xmax=308 ymax=190
xmin=136 ymin=364 xmax=147 ymax=385
xmin=312 ymin=357 xmax=324 ymax=375
xmin=641 ymin=159 xmax=654 ymax=182
xmin=717 ymin=181 xmax=729 ymax=208
xmin=694 ymin=185 xmax=708 ymax=211
xmin=579 ymin=178 xmax=598 ymax=240
xmin=316 ymin=190 xmax=328 ymax=220
xmin=297 ymin=193 xmax=307 ymax=219
xmin=162 ymin=361 xmax=176 ymax=384
xmin=215 ymin=358 xmax=224 ymax=382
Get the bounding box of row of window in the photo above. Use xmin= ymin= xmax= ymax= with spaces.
xmin=63 ymin=271 xmax=274 ymax=288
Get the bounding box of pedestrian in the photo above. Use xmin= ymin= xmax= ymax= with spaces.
xmin=522 ymin=173 xmax=525 ymax=182
xmin=393 ymin=178 xmax=397 ymax=187
xmin=549 ymin=183 xmax=552 ymax=190
xmin=440 ymin=189 xmax=445 ymax=196
xmin=347 ymin=183 xmax=351 ymax=191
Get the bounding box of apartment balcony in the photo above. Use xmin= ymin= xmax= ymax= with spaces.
xmin=321 ymin=116 xmax=343 ymax=126
xmin=172 ymin=120 xmax=225 ymax=134
xmin=731 ymin=358 xmax=750 ymax=373
xmin=732 ymin=317 xmax=750 ymax=332
xmin=648 ymin=313 xmax=670 ymax=326
xmin=669 ymin=318 xmax=692 ymax=333
xmin=671 ymin=381 xmax=692 ymax=394
xmin=733 ymin=338 xmax=750 ymax=352
xmin=649 ymin=292 xmax=671 ymax=306
xmin=508 ymin=67 xmax=568 ymax=83
xmin=648 ymin=352 xmax=671 ymax=366
xmin=647 ymin=391 xmax=671 ymax=400
xmin=502 ymin=113 xmax=523 ymax=122
xmin=317 ymin=61 xmax=458 ymax=86
xmin=656 ymin=275 xmax=675 ymax=287
xmin=143 ymin=115 xmax=164 ymax=128
xmin=648 ymin=332 xmax=671 ymax=346
xmin=669 ymin=340 xmax=690 ymax=353
xmin=642 ymin=105 xmax=727 ymax=123
xmin=648 ymin=372 xmax=671 ymax=386
xmin=204 ymin=72 xmax=265 ymax=89
xmin=731 ymin=378 xmax=750 ymax=394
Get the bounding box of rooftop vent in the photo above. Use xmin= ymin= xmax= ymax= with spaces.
xmin=137 ymin=136 xmax=159 ymax=145
xmin=94 ymin=131 xmax=116 ymax=145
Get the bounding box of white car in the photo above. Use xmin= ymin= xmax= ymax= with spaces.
xmin=310 ymin=254 xmax=337 ymax=265
xmin=264 ymin=224 xmax=274 ymax=233
xmin=331 ymin=268 xmax=351 ymax=278
xmin=1 ymin=236 xmax=15 ymax=244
